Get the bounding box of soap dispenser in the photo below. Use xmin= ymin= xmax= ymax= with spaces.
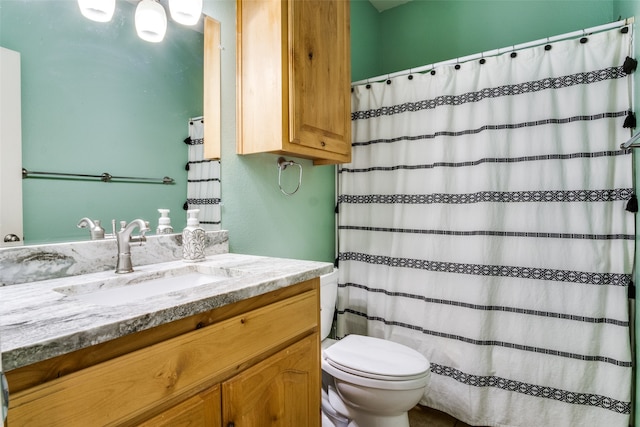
xmin=182 ymin=209 xmax=205 ymax=262
xmin=156 ymin=209 xmax=174 ymax=234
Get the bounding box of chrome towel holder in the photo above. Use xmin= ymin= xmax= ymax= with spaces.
xmin=277 ymin=157 xmax=302 ymax=196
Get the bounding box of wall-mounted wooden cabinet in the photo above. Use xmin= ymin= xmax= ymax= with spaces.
xmin=237 ymin=0 xmax=351 ymax=165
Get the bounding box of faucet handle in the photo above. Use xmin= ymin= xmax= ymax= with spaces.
xmin=129 ymin=220 xmax=150 ymax=246
xmin=137 ymin=221 xmax=150 ymax=238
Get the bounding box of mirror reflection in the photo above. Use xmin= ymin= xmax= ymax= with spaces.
xmin=0 ymin=0 xmax=207 ymax=245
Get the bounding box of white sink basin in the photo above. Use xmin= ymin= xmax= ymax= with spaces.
xmin=54 ymin=265 xmax=245 ymax=306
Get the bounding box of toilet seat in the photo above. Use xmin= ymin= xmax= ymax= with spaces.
xmin=322 ymin=335 xmax=430 ymax=390
xmin=325 ymin=359 xmax=427 ymax=381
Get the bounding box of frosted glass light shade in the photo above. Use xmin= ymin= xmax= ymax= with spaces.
xmin=77 ymin=0 xmax=115 ymax=22
xmin=135 ymin=0 xmax=167 ymax=43
xmin=168 ymin=0 xmax=203 ymax=26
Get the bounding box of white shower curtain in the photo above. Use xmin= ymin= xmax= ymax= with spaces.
xmin=337 ymin=26 xmax=635 ymax=427
xmin=185 ymin=118 xmax=221 ymax=230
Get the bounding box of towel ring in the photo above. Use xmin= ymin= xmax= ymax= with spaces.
xmin=277 ymin=157 xmax=302 ymax=196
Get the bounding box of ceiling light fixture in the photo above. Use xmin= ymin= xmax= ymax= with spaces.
xmin=135 ymin=0 xmax=168 ymax=43
xmin=168 ymin=0 xmax=203 ymax=26
xmin=77 ymin=0 xmax=116 ymax=23
xmin=78 ymin=0 xmax=202 ymax=43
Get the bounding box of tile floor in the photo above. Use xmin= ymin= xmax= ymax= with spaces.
xmin=408 ymin=405 xmax=473 ymax=427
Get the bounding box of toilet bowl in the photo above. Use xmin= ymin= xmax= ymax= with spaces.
xmin=320 ymin=269 xmax=430 ymax=427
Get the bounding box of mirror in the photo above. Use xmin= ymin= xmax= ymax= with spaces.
xmin=0 ymin=0 xmax=211 ymax=245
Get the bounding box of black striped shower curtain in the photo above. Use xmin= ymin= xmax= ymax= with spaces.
xmin=337 ymin=26 xmax=635 ymax=427
xmin=185 ymin=119 xmax=221 ymax=229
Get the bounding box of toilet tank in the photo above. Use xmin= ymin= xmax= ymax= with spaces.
xmin=320 ymin=268 xmax=339 ymax=341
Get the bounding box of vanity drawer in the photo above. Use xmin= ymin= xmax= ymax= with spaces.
xmin=8 ymin=289 xmax=319 ymax=426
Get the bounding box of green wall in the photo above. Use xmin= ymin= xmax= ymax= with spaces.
xmin=350 ymin=0 xmax=383 ymax=81
xmin=378 ymin=0 xmax=614 ymax=74
xmin=0 ymin=0 xmax=203 ymax=244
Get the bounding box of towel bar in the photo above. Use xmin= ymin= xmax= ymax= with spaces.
xmin=22 ymin=168 xmax=174 ymax=184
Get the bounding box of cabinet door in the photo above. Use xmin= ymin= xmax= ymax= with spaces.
xmin=139 ymin=385 xmax=221 ymax=427
xmin=288 ymin=0 xmax=351 ymax=162
xmin=222 ymin=334 xmax=320 ymax=427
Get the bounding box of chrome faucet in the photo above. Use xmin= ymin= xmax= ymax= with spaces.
xmin=77 ymin=217 xmax=106 ymax=240
xmin=115 ymin=219 xmax=150 ymax=274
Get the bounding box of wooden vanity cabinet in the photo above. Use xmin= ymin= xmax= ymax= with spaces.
xmin=6 ymin=280 xmax=321 ymax=427
xmin=236 ymin=0 xmax=352 ymax=165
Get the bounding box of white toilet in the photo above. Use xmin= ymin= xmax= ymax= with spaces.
xmin=320 ymin=269 xmax=431 ymax=427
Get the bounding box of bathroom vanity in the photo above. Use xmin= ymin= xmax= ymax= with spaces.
xmin=1 ymin=243 xmax=332 ymax=426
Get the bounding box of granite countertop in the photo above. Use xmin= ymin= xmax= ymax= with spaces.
xmin=1 ymin=253 xmax=333 ymax=371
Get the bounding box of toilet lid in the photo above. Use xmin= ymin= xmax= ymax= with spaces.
xmin=323 ymin=335 xmax=430 ymax=381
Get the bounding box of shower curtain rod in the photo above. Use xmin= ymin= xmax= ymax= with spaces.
xmin=352 ymin=18 xmax=634 ymax=86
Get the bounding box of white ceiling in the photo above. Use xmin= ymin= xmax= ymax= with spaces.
xmin=368 ymin=0 xmax=413 ymax=12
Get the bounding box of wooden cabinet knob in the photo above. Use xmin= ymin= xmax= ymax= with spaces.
xmin=227 ymin=423 xmax=235 ymax=427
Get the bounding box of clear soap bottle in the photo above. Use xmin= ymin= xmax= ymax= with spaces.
xmin=182 ymin=209 xmax=205 ymax=262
